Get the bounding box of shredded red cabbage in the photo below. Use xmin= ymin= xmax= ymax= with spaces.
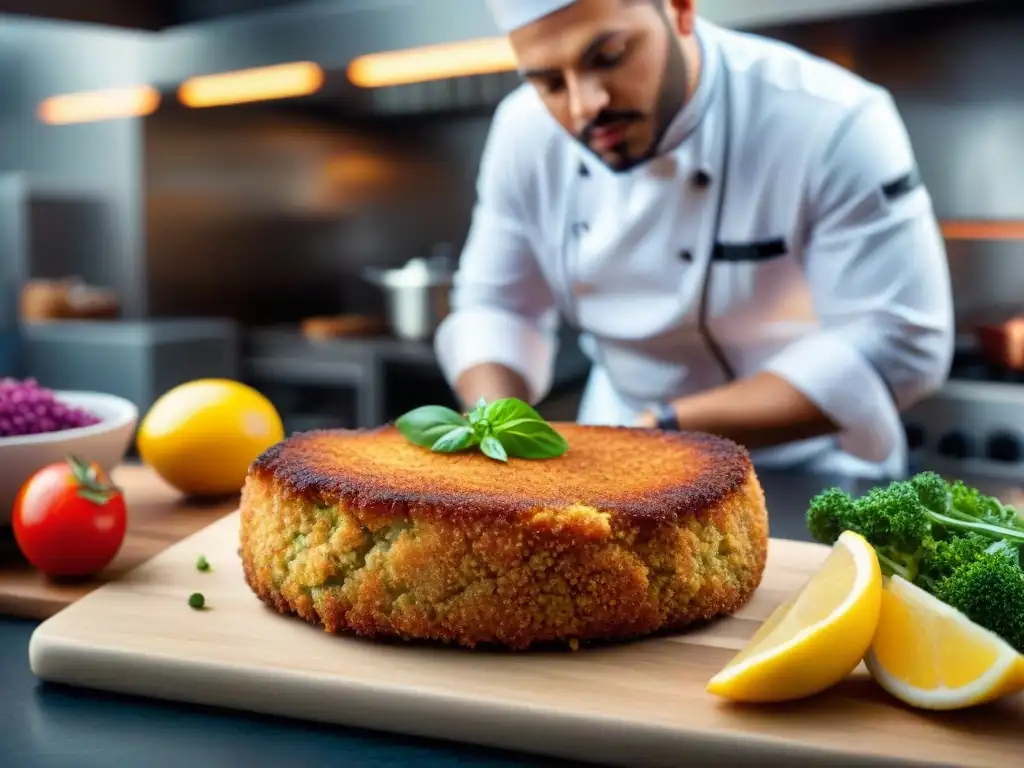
xmin=0 ymin=377 xmax=101 ymax=438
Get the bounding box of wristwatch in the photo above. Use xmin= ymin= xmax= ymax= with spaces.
xmin=652 ymin=403 xmax=680 ymax=431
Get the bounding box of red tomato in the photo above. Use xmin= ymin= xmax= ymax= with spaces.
xmin=12 ymin=456 xmax=127 ymax=578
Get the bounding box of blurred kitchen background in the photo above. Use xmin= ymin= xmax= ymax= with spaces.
xmin=1 ymin=0 xmax=1023 ymax=478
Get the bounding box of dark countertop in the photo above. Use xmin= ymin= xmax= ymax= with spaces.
xmin=1 ymin=466 xmax=1020 ymax=768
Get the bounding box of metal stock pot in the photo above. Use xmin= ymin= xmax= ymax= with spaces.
xmin=362 ymin=248 xmax=455 ymax=342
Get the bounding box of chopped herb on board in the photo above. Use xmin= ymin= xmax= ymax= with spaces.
xmin=395 ymin=397 xmax=568 ymax=463
xmin=196 ymin=555 xmax=211 ymax=572
xmin=188 ymin=592 xmax=206 ymax=610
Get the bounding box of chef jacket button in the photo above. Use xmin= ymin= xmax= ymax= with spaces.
xmin=679 ymin=250 xmax=693 ymax=263
xmin=692 ymin=170 xmax=711 ymax=189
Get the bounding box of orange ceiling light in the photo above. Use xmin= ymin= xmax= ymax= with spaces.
xmin=37 ymin=85 xmax=160 ymax=125
xmin=940 ymin=220 xmax=1024 ymax=241
xmin=178 ymin=61 xmax=324 ymax=108
xmin=348 ymin=37 xmax=517 ymax=88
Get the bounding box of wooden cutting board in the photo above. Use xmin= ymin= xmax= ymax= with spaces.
xmin=27 ymin=512 xmax=1021 ymax=768
xmin=0 ymin=465 xmax=237 ymax=619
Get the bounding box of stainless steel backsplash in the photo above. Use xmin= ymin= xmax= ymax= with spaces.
xmin=142 ymin=104 xmax=492 ymax=324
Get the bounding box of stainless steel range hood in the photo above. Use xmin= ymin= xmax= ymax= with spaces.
xmin=704 ymin=0 xmax=980 ymax=28
xmin=148 ymin=0 xmax=502 ymax=87
xmin=146 ymin=0 xmax=986 ymax=116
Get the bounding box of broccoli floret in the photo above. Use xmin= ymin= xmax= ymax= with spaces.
xmin=910 ymin=471 xmax=951 ymax=514
xmin=918 ymin=533 xmax=991 ymax=587
xmin=851 ymin=482 xmax=933 ymax=581
xmin=806 ymin=487 xmax=855 ymax=546
xmin=852 ymin=482 xmax=931 ymax=551
xmin=932 ymin=552 xmax=1024 ymax=653
xmin=806 ymin=480 xmax=930 ymax=580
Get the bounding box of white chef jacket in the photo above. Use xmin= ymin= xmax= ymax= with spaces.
xmin=434 ymin=17 xmax=954 ymax=479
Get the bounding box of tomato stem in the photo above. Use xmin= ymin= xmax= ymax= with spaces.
xmin=66 ymin=454 xmax=122 ymax=505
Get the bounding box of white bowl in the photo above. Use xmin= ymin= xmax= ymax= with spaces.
xmin=0 ymin=390 xmax=139 ymax=526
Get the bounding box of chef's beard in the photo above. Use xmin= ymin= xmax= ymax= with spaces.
xmin=581 ymin=8 xmax=690 ymax=173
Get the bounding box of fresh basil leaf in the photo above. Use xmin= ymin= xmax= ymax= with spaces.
xmin=395 ymin=405 xmax=470 ymax=448
xmin=397 ymin=397 xmax=569 ymax=461
xmin=468 ymin=409 xmax=484 ymax=427
xmin=431 ymin=426 xmax=477 ymax=453
xmin=492 ymin=418 xmax=568 ymax=459
xmin=484 ymin=397 xmax=546 ymax=428
xmin=480 ymin=434 xmax=508 ymax=463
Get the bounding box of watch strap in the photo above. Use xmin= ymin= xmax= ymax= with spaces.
xmin=653 ymin=403 xmax=680 ymax=431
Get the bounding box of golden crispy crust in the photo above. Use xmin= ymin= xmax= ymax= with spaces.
xmin=240 ymin=425 xmax=769 ymax=650
xmin=250 ymin=424 xmax=752 ymax=523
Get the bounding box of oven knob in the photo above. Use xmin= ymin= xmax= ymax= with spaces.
xmin=904 ymin=422 xmax=926 ymax=450
xmin=986 ymin=431 xmax=1023 ymax=463
xmin=937 ymin=431 xmax=973 ymax=459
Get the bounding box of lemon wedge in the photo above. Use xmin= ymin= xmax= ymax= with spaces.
xmin=864 ymin=575 xmax=1024 ymax=710
xmin=706 ymin=530 xmax=882 ymax=702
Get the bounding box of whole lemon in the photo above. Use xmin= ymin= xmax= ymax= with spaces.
xmin=136 ymin=379 xmax=284 ymax=496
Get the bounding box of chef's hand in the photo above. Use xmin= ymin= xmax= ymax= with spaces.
xmin=634 ymin=410 xmax=659 ymax=428
xmin=634 ymin=404 xmax=677 ymax=429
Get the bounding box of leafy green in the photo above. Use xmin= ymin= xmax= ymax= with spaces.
xmin=482 ymin=397 xmax=543 ymax=426
xmin=480 ymin=435 xmax=508 ymax=463
xmin=918 ymin=533 xmax=989 ymax=585
xmin=431 ymin=426 xmax=475 ymax=453
xmin=932 ymin=551 xmax=1024 ymax=651
xmin=806 ymin=487 xmax=854 ymax=547
xmin=394 ymin=406 xmax=470 ymax=449
xmin=394 ymin=397 xmax=568 ymax=463
xmin=806 ymin=471 xmax=1024 ymax=651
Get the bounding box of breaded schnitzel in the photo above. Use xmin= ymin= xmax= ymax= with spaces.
xmin=239 ymin=424 xmax=768 ymax=650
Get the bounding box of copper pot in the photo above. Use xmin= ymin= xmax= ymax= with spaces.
xmin=973 ymin=314 xmax=1024 ymax=371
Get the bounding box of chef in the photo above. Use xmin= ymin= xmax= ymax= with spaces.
xmin=433 ymin=0 xmax=954 ymax=478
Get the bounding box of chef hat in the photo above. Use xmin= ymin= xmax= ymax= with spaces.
xmin=486 ymin=0 xmax=578 ymax=33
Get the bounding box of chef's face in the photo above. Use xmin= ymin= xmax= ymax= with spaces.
xmin=511 ymin=0 xmax=696 ymax=172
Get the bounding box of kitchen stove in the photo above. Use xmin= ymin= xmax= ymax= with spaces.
xmin=903 ymin=339 xmax=1024 ymax=480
